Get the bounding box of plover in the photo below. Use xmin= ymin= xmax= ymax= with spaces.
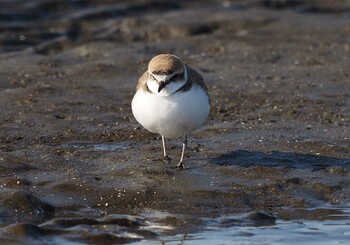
xmin=131 ymin=54 xmax=210 ymax=169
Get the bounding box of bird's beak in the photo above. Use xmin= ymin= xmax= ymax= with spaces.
xmin=158 ymin=81 xmax=167 ymax=93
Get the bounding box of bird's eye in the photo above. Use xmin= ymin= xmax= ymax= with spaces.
xmin=150 ymin=75 xmax=156 ymax=80
xmin=172 ymin=74 xmax=180 ymax=80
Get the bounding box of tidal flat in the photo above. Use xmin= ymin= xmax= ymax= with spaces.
xmin=0 ymin=0 xmax=349 ymax=244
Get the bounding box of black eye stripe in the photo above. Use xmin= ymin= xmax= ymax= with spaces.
xmin=172 ymin=73 xmax=183 ymax=80
xmin=150 ymin=73 xmax=183 ymax=81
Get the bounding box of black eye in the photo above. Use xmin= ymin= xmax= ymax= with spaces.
xmin=172 ymin=74 xmax=180 ymax=80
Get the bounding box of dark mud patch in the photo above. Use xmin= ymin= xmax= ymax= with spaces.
xmin=0 ymin=213 xmax=157 ymax=244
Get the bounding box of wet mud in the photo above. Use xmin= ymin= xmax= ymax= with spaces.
xmin=0 ymin=0 xmax=349 ymax=243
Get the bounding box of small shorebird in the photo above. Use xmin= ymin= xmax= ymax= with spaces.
xmin=131 ymin=54 xmax=210 ymax=169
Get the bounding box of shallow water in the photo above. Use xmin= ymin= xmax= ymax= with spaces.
xmin=1 ymin=207 xmax=349 ymax=244
xmin=62 ymin=143 xmax=129 ymax=151
xmin=159 ymin=219 xmax=350 ymax=245
xmin=153 ymin=214 xmax=350 ymax=245
xmin=137 ymin=207 xmax=350 ymax=245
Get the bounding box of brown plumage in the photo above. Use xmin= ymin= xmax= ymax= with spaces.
xmin=148 ymin=54 xmax=184 ymax=75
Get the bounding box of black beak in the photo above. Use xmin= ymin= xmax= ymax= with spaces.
xmin=158 ymin=81 xmax=167 ymax=93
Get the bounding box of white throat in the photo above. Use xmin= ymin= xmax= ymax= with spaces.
xmin=147 ymin=67 xmax=188 ymax=97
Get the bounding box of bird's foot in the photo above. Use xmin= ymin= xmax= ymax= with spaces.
xmin=162 ymin=155 xmax=172 ymax=164
xmin=175 ymin=161 xmax=186 ymax=170
xmin=152 ymin=155 xmax=171 ymax=163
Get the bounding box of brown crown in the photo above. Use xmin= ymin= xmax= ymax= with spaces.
xmin=148 ymin=54 xmax=184 ymax=75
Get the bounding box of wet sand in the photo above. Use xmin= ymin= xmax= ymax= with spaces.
xmin=0 ymin=0 xmax=349 ymax=243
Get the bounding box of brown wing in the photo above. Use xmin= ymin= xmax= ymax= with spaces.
xmin=136 ymin=71 xmax=149 ymax=92
xmin=185 ymin=65 xmax=210 ymax=104
xmin=186 ymin=65 xmax=208 ymax=92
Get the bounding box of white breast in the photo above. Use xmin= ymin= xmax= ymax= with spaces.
xmin=131 ymin=85 xmax=210 ymax=138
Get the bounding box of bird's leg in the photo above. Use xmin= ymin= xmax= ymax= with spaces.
xmin=161 ymin=135 xmax=171 ymax=163
xmin=176 ymin=133 xmax=188 ymax=169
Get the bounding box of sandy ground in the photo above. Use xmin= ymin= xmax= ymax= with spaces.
xmin=0 ymin=0 xmax=349 ymax=243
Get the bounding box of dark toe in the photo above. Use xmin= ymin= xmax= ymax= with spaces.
xmin=162 ymin=155 xmax=172 ymax=163
xmin=175 ymin=162 xmax=186 ymax=170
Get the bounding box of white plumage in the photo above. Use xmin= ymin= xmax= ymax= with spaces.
xmin=132 ymin=81 xmax=209 ymax=138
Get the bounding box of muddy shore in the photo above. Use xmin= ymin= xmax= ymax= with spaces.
xmin=0 ymin=0 xmax=349 ymax=243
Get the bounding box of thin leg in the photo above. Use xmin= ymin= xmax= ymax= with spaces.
xmin=176 ymin=133 xmax=188 ymax=169
xmin=162 ymin=136 xmax=167 ymax=157
xmin=161 ymin=135 xmax=171 ymax=163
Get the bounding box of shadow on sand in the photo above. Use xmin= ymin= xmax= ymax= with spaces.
xmin=211 ymin=150 xmax=350 ymax=169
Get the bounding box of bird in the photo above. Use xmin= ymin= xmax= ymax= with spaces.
xmin=131 ymin=54 xmax=210 ymax=169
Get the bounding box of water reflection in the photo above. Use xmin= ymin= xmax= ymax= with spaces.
xmin=62 ymin=143 xmax=129 ymax=151
xmin=1 ymin=207 xmax=348 ymax=244
xmin=137 ymin=207 xmax=350 ymax=245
